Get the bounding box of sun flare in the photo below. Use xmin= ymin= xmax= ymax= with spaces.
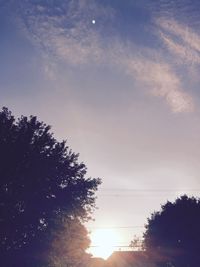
xmin=88 ymin=229 xmax=120 ymax=259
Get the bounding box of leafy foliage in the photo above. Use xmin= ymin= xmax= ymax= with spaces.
xmin=144 ymin=195 xmax=200 ymax=267
xmin=129 ymin=235 xmax=144 ymax=251
xmin=48 ymin=217 xmax=91 ymax=267
xmin=0 ymin=107 xmax=100 ymax=266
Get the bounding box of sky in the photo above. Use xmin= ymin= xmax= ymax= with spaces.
xmin=1 ymin=0 xmax=200 ymax=257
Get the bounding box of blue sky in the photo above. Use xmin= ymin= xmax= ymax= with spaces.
xmin=1 ymin=0 xmax=200 ymax=255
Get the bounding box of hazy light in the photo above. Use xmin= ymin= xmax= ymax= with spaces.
xmin=88 ymin=229 xmax=120 ymax=259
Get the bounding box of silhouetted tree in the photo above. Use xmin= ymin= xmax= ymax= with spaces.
xmin=129 ymin=235 xmax=144 ymax=251
xmin=48 ymin=217 xmax=91 ymax=267
xmin=0 ymin=107 xmax=100 ymax=266
xmin=143 ymin=195 xmax=200 ymax=267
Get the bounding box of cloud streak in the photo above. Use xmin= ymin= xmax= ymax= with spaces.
xmin=158 ymin=18 xmax=200 ymax=52
xmin=157 ymin=18 xmax=200 ymax=65
xmin=160 ymin=32 xmax=200 ymax=65
xmin=122 ymin=55 xmax=194 ymax=113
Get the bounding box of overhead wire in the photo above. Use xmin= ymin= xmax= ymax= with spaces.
xmin=96 ymin=188 xmax=200 ymax=197
xmin=88 ymin=226 xmax=144 ymax=229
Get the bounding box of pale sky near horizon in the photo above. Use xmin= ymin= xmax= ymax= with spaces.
xmin=1 ymin=0 xmax=200 ymax=257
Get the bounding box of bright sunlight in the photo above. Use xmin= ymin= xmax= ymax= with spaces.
xmin=88 ymin=229 xmax=120 ymax=259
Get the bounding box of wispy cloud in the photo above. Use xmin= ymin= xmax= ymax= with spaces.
xmin=157 ymin=18 xmax=200 ymax=65
xmin=158 ymin=18 xmax=200 ymax=52
xmin=15 ymin=0 xmax=194 ymax=113
xmin=18 ymin=0 xmax=113 ymax=65
xmin=122 ymin=55 xmax=194 ymax=113
xmin=160 ymin=32 xmax=200 ymax=65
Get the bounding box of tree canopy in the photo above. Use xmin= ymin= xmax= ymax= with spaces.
xmin=0 ymin=107 xmax=101 ymax=266
xmin=143 ymin=195 xmax=200 ymax=267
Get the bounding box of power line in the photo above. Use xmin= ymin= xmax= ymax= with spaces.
xmin=97 ymin=189 xmax=200 ymax=197
xmin=98 ymin=189 xmax=200 ymax=194
xmin=92 ymin=188 xmax=200 ymax=198
xmin=99 ymin=189 xmax=200 ymax=192
xmin=90 ymin=245 xmax=142 ymax=248
xmin=87 ymin=226 xmax=145 ymax=229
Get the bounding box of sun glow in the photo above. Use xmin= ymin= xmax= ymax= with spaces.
xmin=88 ymin=229 xmax=120 ymax=259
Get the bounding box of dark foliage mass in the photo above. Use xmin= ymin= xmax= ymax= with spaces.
xmin=0 ymin=107 xmax=101 ymax=266
xmin=48 ymin=216 xmax=91 ymax=267
xmin=144 ymin=195 xmax=200 ymax=267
